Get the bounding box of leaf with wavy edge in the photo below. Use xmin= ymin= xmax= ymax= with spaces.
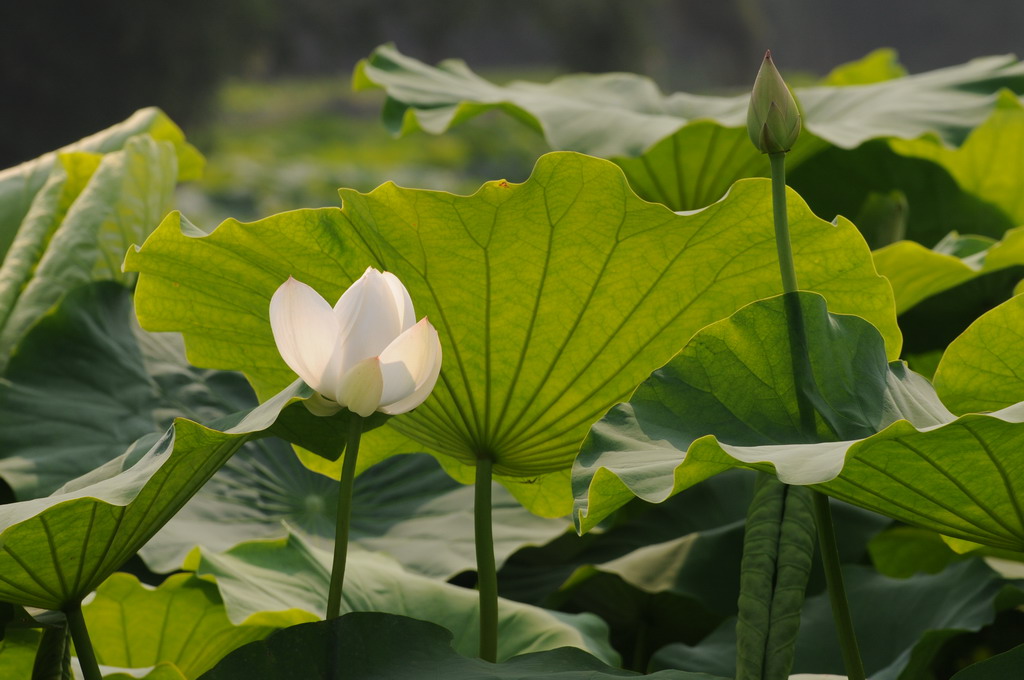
xmin=185 ymin=532 xmax=618 ymax=665
xmin=892 ymin=91 xmax=1024 ymax=226
xmin=0 ymin=378 xmax=313 ymax=610
xmin=355 ymin=45 xmax=1024 ymax=155
xmin=125 ymin=152 xmax=899 ymax=516
xmin=934 ymin=292 xmax=1024 ymax=414
xmin=84 ymin=573 xmax=279 ymax=679
xmin=873 ymin=228 xmax=1024 ymax=315
xmin=354 ymin=48 xmax=1024 ymax=213
xmin=574 ymin=292 xmax=1024 ymax=551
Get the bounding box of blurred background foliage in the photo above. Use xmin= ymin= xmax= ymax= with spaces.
xmin=3 ymin=0 xmax=1023 ymax=226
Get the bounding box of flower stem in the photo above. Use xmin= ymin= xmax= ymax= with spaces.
xmin=769 ymin=152 xmax=798 ymax=296
xmin=474 ymin=456 xmax=498 ymax=662
xmin=812 ymin=492 xmax=866 ymax=680
xmin=66 ymin=603 xmax=102 ymax=680
xmin=326 ymin=415 xmax=363 ymax=620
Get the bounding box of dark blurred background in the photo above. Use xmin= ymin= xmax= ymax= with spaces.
xmin=3 ymin=0 xmax=1021 ymax=220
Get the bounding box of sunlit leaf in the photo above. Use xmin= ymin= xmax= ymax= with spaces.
xmin=83 ymin=573 xmax=276 ymax=679
xmin=934 ymin=292 xmax=1024 ymax=413
xmin=125 ymin=152 xmax=899 ymax=516
xmin=892 ymin=91 xmax=1024 ymax=226
xmin=872 ymin=229 xmax=1024 ymax=315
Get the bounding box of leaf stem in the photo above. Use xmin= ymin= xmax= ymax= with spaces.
xmin=326 ymin=415 xmax=363 ymax=620
xmin=769 ymin=152 xmax=798 ymax=296
xmin=812 ymin=492 xmax=866 ymax=680
xmin=474 ymin=455 xmax=499 ymax=662
xmin=66 ymin=603 xmax=102 ymax=680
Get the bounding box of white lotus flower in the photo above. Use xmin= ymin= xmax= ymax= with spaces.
xmin=270 ymin=268 xmax=442 ymax=418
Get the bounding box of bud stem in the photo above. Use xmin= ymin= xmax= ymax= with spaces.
xmin=326 ymin=415 xmax=363 ymax=620
xmin=769 ymin=149 xmax=866 ymax=680
xmin=769 ymin=152 xmax=799 ymax=295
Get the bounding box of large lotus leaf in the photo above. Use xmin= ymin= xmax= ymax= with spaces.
xmin=891 ymin=91 xmax=1024 ymax=227
xmin=933 ymin=293 xmax=1024 ymax=414
xmin=355 ymin=45 xmax=1024 ymax=156
xmin=184 ymin=532 xmax=618 ymax=664
xmin=125 ymin=152 xmax=900 ymax=516
xmin=573 ymin=292 xmax=1024 ymax=551
xmin=198 ymin=612 xmax=725 ymax=680
xmin=652 ymin=559 xmax=1013 ymax=679
xmin=0 ymin=107 xmax=201 ymax=260
xmin=82 ymin=573 xmax=280 ymax=679
xmin=0 ymin=376 xmax=311 ymax=610
xmin=872 ymin=228 xmax=1024 ymax=315
xmin=0 ymin=135 xmax=181 ymax=365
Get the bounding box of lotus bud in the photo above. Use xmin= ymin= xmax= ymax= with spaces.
xmin=747 ymin=50 xmax=802 ymax=154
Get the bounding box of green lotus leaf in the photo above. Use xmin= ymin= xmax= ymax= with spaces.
xmin=789 ymin=141 xmax=1016 ymax=249
xmin=198 ymin=612 xmax=726 ymax=680
xmin=83 ymin=573 xmax=280 ymax=679
xmin=573 ymin=291 xmax=1024 ymax=551
xmin=184 ymin=532 xmax=618 ymax=664
xmin=872 ymin=228 xmax=1024 ymax=315
xmin=611 ymin=123 xmax=827 ymax=212
xmin=0 ymin=134 xmax=184 ymax=366
xmin=652 ymin=559 xmax=1014 ymax=679
xmin=354 ymin=46 xmax=1024 ymax=212
xmin=0 ymin=107 xmax=201 ymax=260
xmin=0 ymin=375 xmax=311 ymax=610
xmin=934 ymin=293 xmax=1024 ymax=414
xmin=125 ymin=152 xmax=899 ymax=516
xmin=355 ymin=45 xmax=1024 ymax=156
xmin=891 ymin=91 xmax=1024 ymax=227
